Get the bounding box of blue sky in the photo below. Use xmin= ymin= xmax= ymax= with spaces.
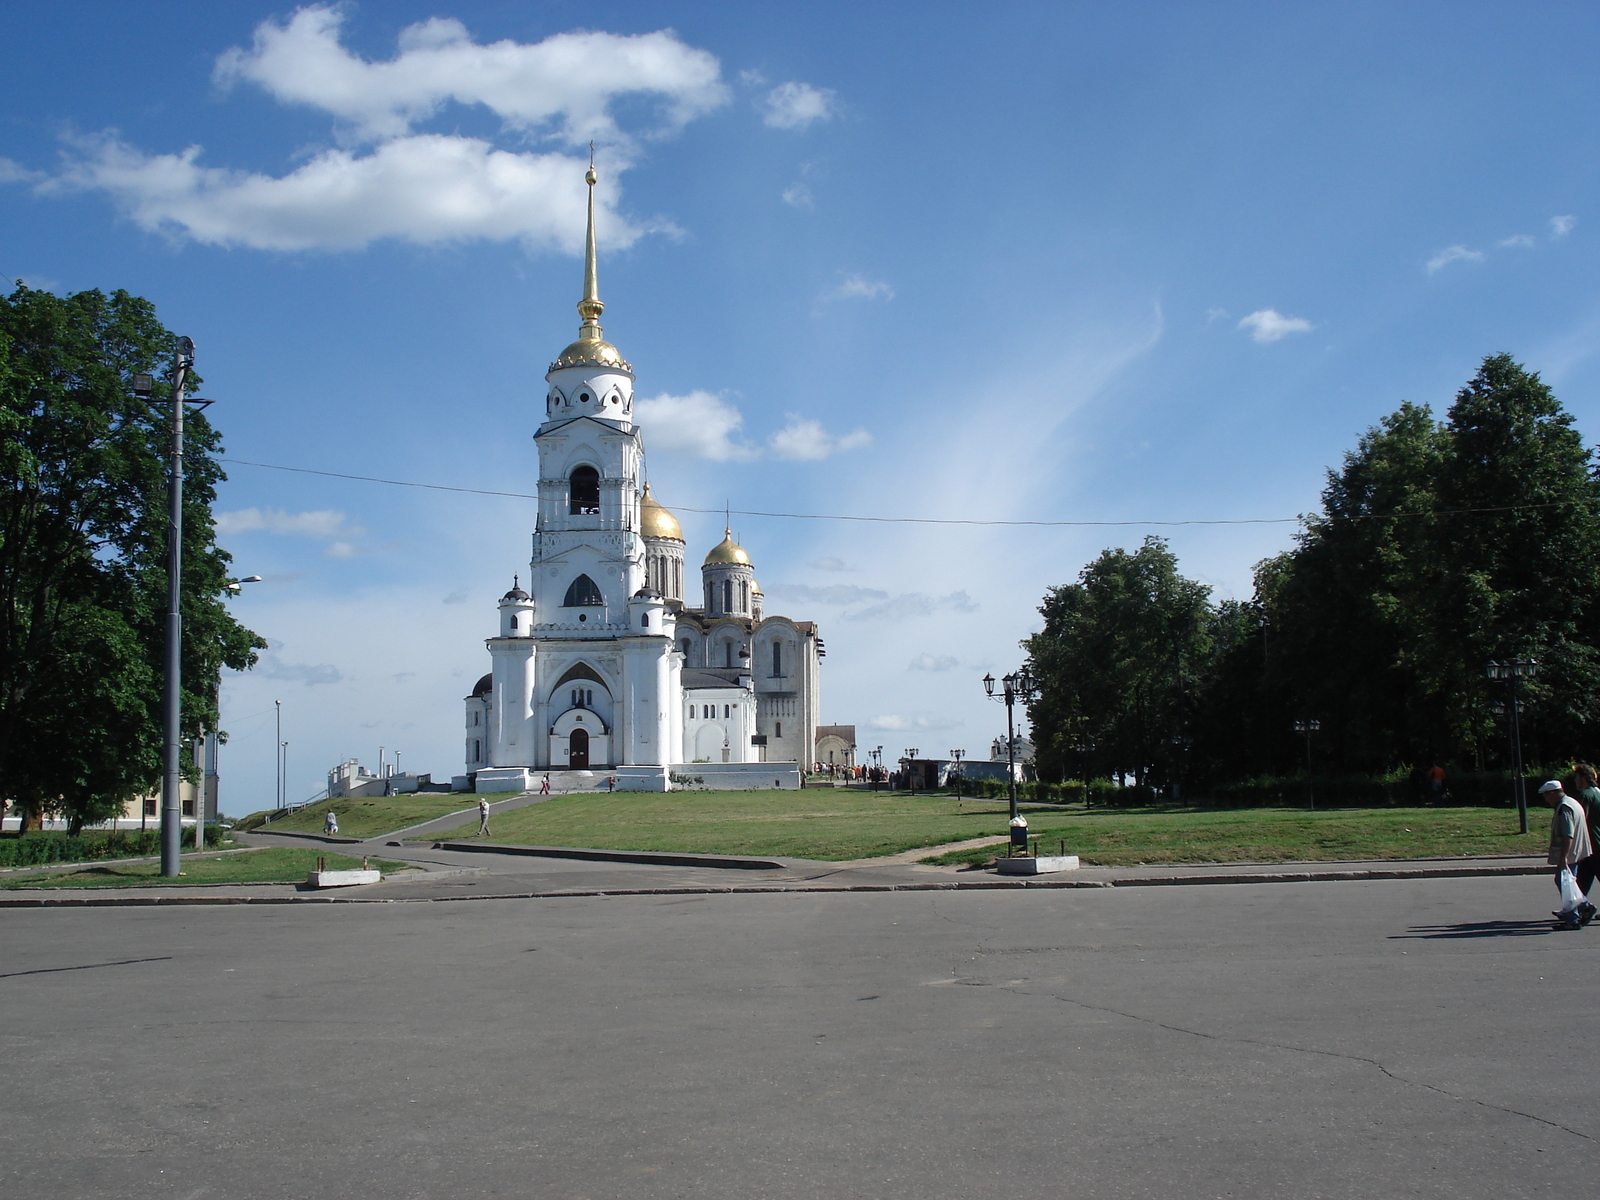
xmin=4 ymin=2 xmax=1598 ymax=811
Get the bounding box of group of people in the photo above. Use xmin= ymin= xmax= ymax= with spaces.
xmin=1542 ymin=764 xmax=1600 ymax=930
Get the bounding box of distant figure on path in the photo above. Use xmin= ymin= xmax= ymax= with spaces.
xmin=324 ymin=810 xmax=339 ymax=835
xmin=1542 ymin=779 xmax=1593 ymax=929
xmin=1428 ymin=763 xmax=1446 ymax=804
xmin=477 ymin=798 xmax=491 ymax=837
xmin=540 ymin=775 xmax=550 ymax=795
xmin=606 ymin=776 xmax=616 ymax=793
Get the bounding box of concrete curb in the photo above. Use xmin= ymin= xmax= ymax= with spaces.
xmin=0 ymin=845 xmax=260 ymax=877
xmin=240 ymin=829 xmax=364 ymax=846
xmin=0 ymin=859 xmax=1553 ymax=906
xmin=429 ymin=840 xmax=787 ymax=871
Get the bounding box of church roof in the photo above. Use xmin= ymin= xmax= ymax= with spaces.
xmin=703 ymin=528 xmax=752 ymax=567
xmin=682 ymin=668 xmax=749 ymax=690
xmin=549 ymin=336 xmax=632 ymax=374
xmin=471 ymin=673 xmax=493 ymax=698
xmin=640 ymin=484 xmax=684 ymax=541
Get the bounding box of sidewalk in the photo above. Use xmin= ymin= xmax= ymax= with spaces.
xmin=0 ymin=823 xmax=1550 ymax=905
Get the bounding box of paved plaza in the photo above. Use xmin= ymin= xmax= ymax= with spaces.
xmin=4 ymin=872 xmax=1598 ymax=1198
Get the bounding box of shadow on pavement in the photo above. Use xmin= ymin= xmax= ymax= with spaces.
xmin=1390 ymin=919 xmax=1566 ymax=939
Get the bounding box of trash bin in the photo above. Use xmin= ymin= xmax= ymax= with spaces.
xmin=1009 ymin=815 xmax=1030 ymax=855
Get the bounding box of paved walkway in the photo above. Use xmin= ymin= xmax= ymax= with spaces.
xmin=0 ymin=819 xmax=1550 ymax=904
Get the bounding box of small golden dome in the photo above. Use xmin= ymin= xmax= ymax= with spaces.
xmin=704 ymin=529 xmax=752 ymax=567
xmin=549 ymin=336 xmax=632 ymax=374
xmin=639 ymin=484 xmax=684 ymax=542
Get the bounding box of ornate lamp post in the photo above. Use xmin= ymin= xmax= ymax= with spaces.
xmin=1293 ymin=719 xmax=1320 ymax=810
xmin=984 ymin=668 xmax=1039 ymax=850
xmin=904 ymin=748 xmax=920 ymax=793
xmin=1486 ymin=659 xmax=1539 ymax=834
xmin=950 ymin=748 xmax=965 ymax=801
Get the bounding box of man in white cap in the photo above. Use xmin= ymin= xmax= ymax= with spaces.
xmin=1541 ymin=779 xmax=1593 ymax=929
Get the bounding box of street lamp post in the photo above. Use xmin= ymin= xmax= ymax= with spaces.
xmin=274 ymin=700 xmax=283 ymax=812
xmin=984 ymin=668 xmax=1039 ymax=851
xmin=1487 ymin=659 xmax=1539 ymax=834
xmin=950 ymin=749 xmax=965 ymax=801
xmin=904 ymin=748 xmax=919 ymax=793
xmin=1293 ymin=719 xmax=1320 ymax=810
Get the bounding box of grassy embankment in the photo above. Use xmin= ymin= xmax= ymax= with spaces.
xmin=1 ymin=848 xmax=412 ymax=889
xmin=238 ymin=793 xmax=476 ymax=838
xmin=414 ymin=788 xmax=1543 ymax=864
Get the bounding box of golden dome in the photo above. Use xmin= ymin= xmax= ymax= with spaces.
xmin=639 ymin=484 xmax=684 ymax=541
xmin=704 ymin=528 xmax=752 ymax=567
xmin=549 ymin=335 xmax=632 ymax=374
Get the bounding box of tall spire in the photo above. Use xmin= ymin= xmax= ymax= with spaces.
xmin=577 ymin=142 xmax=603 ymax=341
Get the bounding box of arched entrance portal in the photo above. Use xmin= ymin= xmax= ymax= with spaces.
xmin=569 ymin=727 xmax=590 ymax=769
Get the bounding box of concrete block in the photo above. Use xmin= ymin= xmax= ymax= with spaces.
xmin=307 ymin=869 xmax=382 ymax=888
xmin=995 ymin=855 xmax=1080 ymax=875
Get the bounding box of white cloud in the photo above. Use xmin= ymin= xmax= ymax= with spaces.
xmin=1205 ymin=307 xmax=1229 ymax=323
xmin=1237 ymin=309 xmax=1313 ymax=343
xmin=634 ymin=390 xmax=758 ymax=461
xmin=821 ymin=273 xmax=894 ymax=304
xmin=1499 ymin=234 xmax=1537 ymax=249
xmin=768 ymin=416 xmax=872 ymax=461
xmin=847 ymin=591 xmax=978 ymax=621
xmin=1425 ymin=244 xmax=1484 ymax=274
xmin=44 ymin=130 xmax=654 ymax=253
xmin=17 ymin=9 xmax=730 ymax=253
xmin=908 ymin=653 xmax=960 ymax=672
xmin=215 ymin=507 xmax=357 ymax=539
xmin=215 ymin=7 xmax=728 ymax=146
xmin=760 ymin=81 xmax=837 ymax=131
xmin=862 ymin=714 xmax=964 ymax=733
xmin=781 ymin=182 xmax=814 ymax=210
xmin=1551 ymin=215 xmax=1578 ymax=238
xmin=809 ymin=557 xmax=852 ymax=572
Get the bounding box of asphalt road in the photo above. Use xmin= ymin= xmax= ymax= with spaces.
xmin=3 ymin=874 xmax=1596 ymax=1199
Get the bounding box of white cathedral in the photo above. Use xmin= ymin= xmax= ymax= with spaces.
xmin=462 ymin=164 xmax=823 ymax=792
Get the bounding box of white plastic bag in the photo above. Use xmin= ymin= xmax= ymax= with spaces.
xmin=1558 ymin=866 xmax=1585 ymax=911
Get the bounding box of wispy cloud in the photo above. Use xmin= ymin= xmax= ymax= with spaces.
xmin=1499 ymin=233 xmax=1537 ymax=249
xmin=768 ymin=415 xmax=872 ymax=460
xmin=764 ymin=584 xmax=888 ymax=605
xmin=1426 ymin=244 xmax=1484 ymax=274
xmin=1237 ymin=309 xmax=1313 ymax=343
xmin=808 ymin=557 xmax=852 ymax=572
xmin=1551 ymin=215 xmax=1578 ymax=238
xmin=820 ymin=273 xmax=894 ymax=304
xmin=14 ymin=8 xmax=731 ymax=253
xmin=215 ymin=507 xmax=366 ymax=558
xmin=781 ymin=182 xmax=814 ymax=210
xmin=257 ymin=654 xmax=343 ymax=687
xmin=0 ymin=158 xmax=43 ymax=184
xmin=760 ymin=81 xmax=838 ymax=130
xmin=847 ymin=591 xmax=978 ymax=621
xmin=908 ymin=653 xmax=960 ymax=672
xmin=862 ymin=714 xmax=964 ymax=733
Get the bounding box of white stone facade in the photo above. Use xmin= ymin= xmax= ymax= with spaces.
xmin=462 ymin=166 xmax=822 ymax=792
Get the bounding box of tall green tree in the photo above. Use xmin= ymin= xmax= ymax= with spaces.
xmin=0 ymin=283 xmax=265 ymax=830
xmin=1026 ymin=537 xmax=1212 ymax=790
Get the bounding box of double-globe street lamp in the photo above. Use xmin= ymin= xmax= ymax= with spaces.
xmin=950 ymin=748 xmax=965 ymax=801
xmin=984 ymin=668 xmax=1039 ymax=853
xmin=1486 ymin=658 xmax=1539 ymax=834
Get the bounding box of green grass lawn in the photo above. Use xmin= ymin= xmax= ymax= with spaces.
xmin=412 ymin=788 xmax=1544 ymax=864
xmin=250 ymin=793 xmax=478 ymax=838
xmin=1 ymin=847 xmax=413 ymax=889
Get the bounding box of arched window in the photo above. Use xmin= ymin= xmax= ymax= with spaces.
xmin=641 ymin=613 xmax=649 ymax=628
xmin=680 ymin=638 xmax=691 ymax=660
xmin=723 ymin=579 xmax=733 ymax=612
xmin=569 ymin=465 xmax=600 ymax=515
xmin=772 ymin=642 xmax=783 ymax=678
xmin=562 ymin=574 xmax=604 ymax=607
xmin=741 ymin=582 xmax=749 ymax=612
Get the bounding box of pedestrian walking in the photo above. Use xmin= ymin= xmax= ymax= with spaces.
xmin=1428 ymin=763 xmax=1446 ymax=804
xmin=1572 ymin=764 xmax=1600 ymax=909
xmin=1542 ymin=779 xmax=1594 ymax=929
xmin=606 ymin=776 xmax=616 ymax=793
xmin=324 ymin=809 xmax=339 ymax=835
xmin=477 ymin=797 xmax=491 ymax=837
xmin=540 ymin=774 xmax=550 ymax=795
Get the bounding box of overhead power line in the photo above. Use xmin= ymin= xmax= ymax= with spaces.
xmin=218 ymin=456 xmax=1588 ymax=529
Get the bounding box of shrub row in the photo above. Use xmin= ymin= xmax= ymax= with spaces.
xmin=0 ymin=826 xmax=210 ymax=868
xmin=949 ymin=770 xmax=1539 ymax=809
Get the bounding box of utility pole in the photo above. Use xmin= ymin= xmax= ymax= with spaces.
xmin=157 ymin=337 xmax=194 ymax=877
